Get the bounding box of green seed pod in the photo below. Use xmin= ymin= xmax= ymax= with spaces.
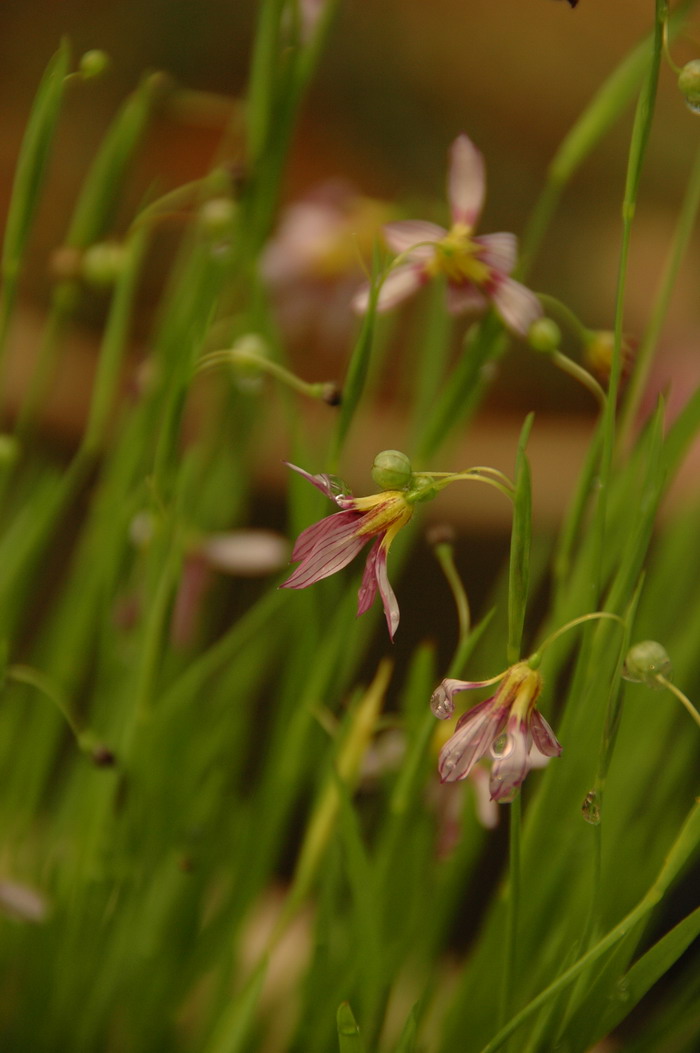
xmin=81 ymin=241 xmax=126 ymax=286
xmin=623 ymin=640 xmax=672 ymax=687
xmin=527 ymin=317 xmax=561 ymax=353
xmin=371 ymin=450 xmax=413 ymax=491
xmin=678 ymin=59 xmax=700 ymax=115
xmin=79 ymin=50 xmax=111 ymax=80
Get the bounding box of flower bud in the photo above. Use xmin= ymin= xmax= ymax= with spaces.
xmin=371 ymin=450 xmax=413 ymax=491
xmin=81 ymin=241 xmax=126 ymax=286
xmin=528 ymin=317 xmax=561 ymax=353
xmin=678 ymin=59 xmax=700 ymax=115
xmin=622 ymin=640 xmax=672 ymax=687
xmin=583 ymin=330 xmax=634 ymax=383
xmin=199 ymin=197 xmax=237 ymax=238
xmin=79 ymin=50 xmax=110 ymax=80
xmin=0 ymin=434 xmax=20 ymax=468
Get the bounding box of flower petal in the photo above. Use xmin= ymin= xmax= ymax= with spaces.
xmin=285 ymin=461 xmax=350 ymax=504
xmin=353 ymin=260 xmax=428 ymax=314
xmin=445 ymin=281 xmax=488 ymax=316
xmin=475 ymin=232 xmax=517 ymax=275
xmin=490 ymin=277 xmax=543 ymax=337
xmin=384 ymin=220 xmax=445 ymax=256
xmin=530 ymin=710 xmax=562 ymax=757
xmin=438 ymin=696 xmax=507 ymax=783
xmin=282 ymin=510 xmax=366 ymax=588
xmin=374 ymin=542 xmax=400 ymax=639
xmin=448 ymin=134 xmax=486 ymax=228
xmin=357 ymin=537 xmax=380 ymax=616
xmin=489 ymin=715 xmax=532 ymax=801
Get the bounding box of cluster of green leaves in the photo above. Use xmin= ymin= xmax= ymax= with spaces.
xmin=0 ymin=3 xmax=698 ymax=1052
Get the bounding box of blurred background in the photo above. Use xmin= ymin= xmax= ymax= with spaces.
xmin=0 ymin=0 xmax=699 ymax=546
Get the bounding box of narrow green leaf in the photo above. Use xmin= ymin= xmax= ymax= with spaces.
xmin=337 ymin=1002 xmax=366 ymax=1053
xmin=507 ymin=413 xmax=533 ymax=664
xmin=393 ymin=1005 xmax=419 ymax=1053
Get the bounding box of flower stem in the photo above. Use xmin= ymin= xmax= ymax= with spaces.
xmin=655 ymin=674 xmax=700 ymax=729
xmin=499 ymin=791 xmax=522 ymax=1032
xmin=533 ymin=611 xmax=625 ymax=659
xmin=550 ymin=351 xmax=607 ymax=410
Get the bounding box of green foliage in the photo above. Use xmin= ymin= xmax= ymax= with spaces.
xmin=0 ymin=4 xmax=698 ymax=1053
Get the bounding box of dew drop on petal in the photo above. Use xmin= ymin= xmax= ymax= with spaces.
xmin=581 ymin=789 xmax=601 ymax=825
xmin=489 ymin=732 xmax=512 ymax=758
xmin=430 ymin=684 xmax=454 ymax=720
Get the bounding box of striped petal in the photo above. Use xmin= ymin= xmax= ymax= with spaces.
xmin=448 ymin=134 xmax=486 ymax=228
xmin=438 ymin=696 xmax=507 ymax=783
xmin=445 ymin=281 xmax=488 ymax=316
xmin=384 ymin=220 xmax=445 ymax=256
xmin=281 ymin=509 xmax=366 ymax=588
xmin=475 ymin=232 xmax=517 ymax=275
xmin=490 ymin=277 xmax=542 ymax=337
xmin=284 ymin=461 xmax=350 ymax=504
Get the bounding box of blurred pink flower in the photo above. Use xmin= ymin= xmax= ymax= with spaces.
xmin=431 ymin=661 xmax=561 ymax=801
xmin=354 ymin=134 xmax=542 ymax=337
xmin=261 ymin=182 xmax=391 ymax=351
xmin=280 ymin=463 xmax=413 ymax=639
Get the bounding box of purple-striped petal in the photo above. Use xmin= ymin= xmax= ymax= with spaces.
xmin=445 ymin=281 xmax=488 ymax=316
xmin=530 ymin=710 xmax=562 ymax=757
xmin=490 ymin=277 xmax=543 ymax=337
xmin=357 ymin=537 xmax=380 ymax=616
xmin=438 ymin=697 xmax=507 ymax=783
xmin=489 ymin=713 xmax=532 ymax=801
xmin=372 ymin=262 xmax=427 ymax=311
xmin=475 ymin=232 xmax=517 ymax=275
xmin=284 ymin=461 xmax=350 ymax=504
xmin=448 ymin=134 xmax=486 ymax=228
xmin=282 ymin=510 xmax=366 ymax=589
xmin=374 ymin=542 xmax=400 ymax=639
xmin=384 ymin=220 xmax=446 ymax=256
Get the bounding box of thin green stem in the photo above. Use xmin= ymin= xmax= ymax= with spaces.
xmin=499 ymin=792 xmax=522 ymax=1033
xmin=550 ymin=351 xmax=607 ymax=410
xmin=533 ymin=612 xmax=625 ymax=659
xmin=656 ymin=674 xmax=700 ymax=729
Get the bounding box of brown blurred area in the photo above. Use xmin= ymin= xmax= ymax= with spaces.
xmin=1 ymin=0 xmax=699 ymax=521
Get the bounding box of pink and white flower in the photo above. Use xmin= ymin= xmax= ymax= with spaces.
xmin=353 ymin=134 xmax=542 ymax=337
xmin=280 ymin=462 xmax=413 ymax=639
xmin=430 ymin=661 xmax=561 ymax=801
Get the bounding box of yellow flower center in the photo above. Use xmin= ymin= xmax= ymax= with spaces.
xmin=310 ymin=198 xmax=390 ymax=278
xmin=425 ymin=223 xmax=491 ymax=286
xmin=352 ymin=491 xmax=414 ymax=547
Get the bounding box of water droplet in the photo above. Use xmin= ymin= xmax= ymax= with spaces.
xmin=581 ymin=790 xmax=601 ymax=825
xmin=616 ymin=977 xmax=630 ymax=1002
xmin=431 ymin=685 xmax=454 ymax=720
xmin=490 ymin=733 xmax=512 ymax=758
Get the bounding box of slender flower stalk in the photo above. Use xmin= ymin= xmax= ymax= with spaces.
xmin=353 ymin=134 xmax=542 ymax=337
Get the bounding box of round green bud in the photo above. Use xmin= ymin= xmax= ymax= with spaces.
xmin=371 ymin=450 xmax=413 ymax=491
xmin=79 ymin=50 xmax=110 ymax=79
xmin=81 ymin=241 xmax=126 ymax=286
xmin=622 ymin=640 xmax=672 ymax=688
xmin=678 ymin=59 xmax=700 ymax=115
xmin=199 ymin=197 xmax=237 ymax=238
xmin=0 ymin=434 xmax=20 ymax=468
xmin=528 ymin=317 xmax=561 ymax=354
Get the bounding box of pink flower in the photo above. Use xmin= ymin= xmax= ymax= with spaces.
xmin=280 ymin=463 xmax=413 ymax=639
xmin=353 ymin=134 xmax=542 ymax=337
xmin=430 ymin=662 xmax=561 ymax=801
xmin=261 ymin=182 xmax=391 ymax=353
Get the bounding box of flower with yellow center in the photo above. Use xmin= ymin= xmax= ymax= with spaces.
xmin=353 ymin=134 xmax=542 ymax=337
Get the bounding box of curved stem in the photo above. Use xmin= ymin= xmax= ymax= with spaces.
xmin=534 ymin=611 xmax=625 ymax=659
xmin=656 ymin=674 xmax=700 ymax=728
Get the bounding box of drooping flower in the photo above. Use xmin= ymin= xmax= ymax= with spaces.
xmin=280 ymin=461 xmax=414 ymax=639
xmin=353 ymin=134 xmax=542 ymax=337
xmin=431 ymin=661 xmax=561 ymax=801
